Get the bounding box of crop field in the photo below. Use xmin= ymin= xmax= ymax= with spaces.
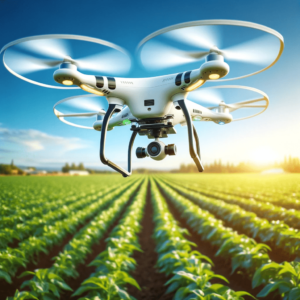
xmin=1 ymin=174 xmax=300 ymax=300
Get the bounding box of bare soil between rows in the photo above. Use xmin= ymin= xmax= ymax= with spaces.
xmin=127 ymin=182 xmax=174 ymax=300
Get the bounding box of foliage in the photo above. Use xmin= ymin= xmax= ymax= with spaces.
xmin=151 ymin=179 xmax=254 ymax=299
xmin=253 ymin=261 xmax=300 ymax=299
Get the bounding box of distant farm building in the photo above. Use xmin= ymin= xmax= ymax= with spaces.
xmin=261 ymin=168 xmax=285 ymax=175
xmin=69 ymin=170 xmax=89 ymax=176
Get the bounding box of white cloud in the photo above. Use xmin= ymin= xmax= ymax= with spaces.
xmin=0 ymin=127 xmax=87 ymax=152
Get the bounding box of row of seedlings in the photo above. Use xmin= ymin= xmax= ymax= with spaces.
xmin=168 ymin=176 xmax=300 ymax=210
xmin=150 ymin=179 xmax=254 ymax=299
xmin=169 ymin=178 xmax=300 ymax=229
xmin=7 ymin=178 xmax=143 ymax=300
xmin=72 ymin=179 xmax=148 ymax=299
xmin=156 ymin=179 xmax=300 ymax=299
xmin=0 ymin=177 xmax=122 ymax=228
xmin=0 ymin=178 xmax=139 ymax=285
xmin=161 ymin=178 xmax=300 ymax=259
xmin=0 ymin=181 xmax=132 ymax=249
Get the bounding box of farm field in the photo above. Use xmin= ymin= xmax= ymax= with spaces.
xmin=0 ymin=174 xmax=300 ymax=300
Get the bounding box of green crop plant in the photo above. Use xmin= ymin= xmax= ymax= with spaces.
xmin=252 ymin=261 xmax=300 ymax=299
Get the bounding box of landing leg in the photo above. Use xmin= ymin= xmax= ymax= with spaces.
xmin=100 ymin=103 xmax=137 ymax=177
xmin=178 ymin=100 xmax=204 ymax=172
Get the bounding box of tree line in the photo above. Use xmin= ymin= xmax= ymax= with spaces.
xmin=62 ymin=162 xmax=85 ymax=173
xmin=177 ymin=156 xmax=300 ymax=173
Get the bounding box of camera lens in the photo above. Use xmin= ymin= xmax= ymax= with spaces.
xmin=165 ymin=144 xmax=177 ymax=156
xmin=136 ymin=147 xmax=147 ymax=158
xmin=147 ymin=142 xmax=161 ymax=156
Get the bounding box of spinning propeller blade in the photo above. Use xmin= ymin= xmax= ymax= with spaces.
xmin=189 ymin=88 xmax=224 ymax=107
xmin=165 ymin=26 xmax=220 ymax=50
xmin=76 ymin=50 xmax=131 ymax=75
xmin=222 ymin=35 xmax=279 ymax=66
xmin=60 ymin=94 xmax=107 ymax=113
xmin=2 ymin=35 xmax=132 ymax=82
xmin=138 ymin=20 xmax=283 ymax=78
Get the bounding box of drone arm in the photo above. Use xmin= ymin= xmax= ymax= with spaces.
xmin=178 ymin=100 xmax=204 ymax=172
xmin=100 ymin=104 xmax=137 ymax=177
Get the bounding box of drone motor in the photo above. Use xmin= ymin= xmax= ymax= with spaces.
xmin=199 ymin=52 xmax=230 ymax=80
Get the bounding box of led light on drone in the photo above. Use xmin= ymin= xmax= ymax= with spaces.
xmin=62 ymin=80 xmax=74 ymax=85
xmin=186 ymin=79 xmax=205 ymax=92
xmin=80 ymin=84 xmax=105 ymax=96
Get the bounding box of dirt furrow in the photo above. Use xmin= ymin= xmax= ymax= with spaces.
xmin=128 ymin=182 xmax=174 ymax=300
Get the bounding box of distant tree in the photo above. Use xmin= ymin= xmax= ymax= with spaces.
xmin=62 ymin=163 xmax=70 ymax=173
xmin=78 ymin=163 xmax=85 ymax=170
xmin=71 ymin=163 xmax=76 ymax=170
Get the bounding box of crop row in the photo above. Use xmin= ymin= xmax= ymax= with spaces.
xmin=161 ymin=178 xmax=300 ymax=258
xmin=155 ymin=178 xmax=271 ymax=277
xmin=0 ymin=176 xmax=124 ymax=216
xmin=157 ymin=177 xmax=300 ymax=299
xmin=0 ymin=178 xmax=140 ymax=284
xmin=0 ymin=181 xmax=136 ymax=249
xmin=167 ymin=175 xmax=300 ymax=210
xmin=150 ymin=178 xmax=254 ymax=299
xmin=169 ymin=178 xmax=300 ymax=228
xmin=73 ymin=179 xmax=148 ymax=299
xmin=7 ymin=178 xmax=144 ymax=300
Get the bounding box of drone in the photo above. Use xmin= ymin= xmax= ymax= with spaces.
xmin=1 ymin=20 xmax=284 ymax=177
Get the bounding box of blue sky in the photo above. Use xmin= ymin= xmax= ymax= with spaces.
xmin=0 ymin=0 xmax=299 ymax=171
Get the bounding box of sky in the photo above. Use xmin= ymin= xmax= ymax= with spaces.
xmin=0 ymin=0 xmax=299 ymax=171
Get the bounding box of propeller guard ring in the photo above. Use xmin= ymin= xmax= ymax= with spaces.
xmin=137 ymin=19 xmax=284 ymax=81
xmin=1 ymin=34 xmax=130 ymax=89
xmin=53 ymin=94 xmax=106 ymax=129
xmin=199 ymin=85 xmax=269 ymax=121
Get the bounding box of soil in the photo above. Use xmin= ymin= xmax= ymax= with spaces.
xmin=127 ymin=182 xmax=174 ymax=300
xmin=156 ymin=183 xmax=282 ymax=300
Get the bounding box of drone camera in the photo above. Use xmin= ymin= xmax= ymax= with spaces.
xmin=136 ymin=140 xmax=177 ymax=160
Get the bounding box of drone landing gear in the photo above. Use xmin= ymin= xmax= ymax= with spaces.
xmin=177 ymin=100 xmax=204 ymax=172
xmin=100 ymin=103 xmax=137 ymax=177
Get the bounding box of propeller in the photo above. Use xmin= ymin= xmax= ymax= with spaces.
xmin=1 ymin=34 xmax=132 ymax=89
xmin=188 ymin=85 xmax=269 ymax=121
xmin=137 ymin=20 xmax=284 ymax=81
xmin=54 ymin=94 xmax=107 ymax=121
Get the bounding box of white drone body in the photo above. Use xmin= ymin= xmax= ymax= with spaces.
xmin=1 ymin=20 xmax=284 ymax=177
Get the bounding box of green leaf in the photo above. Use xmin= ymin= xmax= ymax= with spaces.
xmin=0 ymin=270 xmax=12 ymax=284
xmin=56 ymin=280 xmax=73 ymax=291
xmin=257 ymin=281 xmax=286 ymax=297
xmin=235 ymin=291 xmax=257 ymax=299
xmin=122 ymin=276 xmax=141 ymax=290
xmin=18 ymin=271 xmax=36 ymax=279
xmin=288 ymin=287 xmax=300 ymax=300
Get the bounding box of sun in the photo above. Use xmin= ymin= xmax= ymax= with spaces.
xmin=250 ymin=147 xmax=279 ymax=165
